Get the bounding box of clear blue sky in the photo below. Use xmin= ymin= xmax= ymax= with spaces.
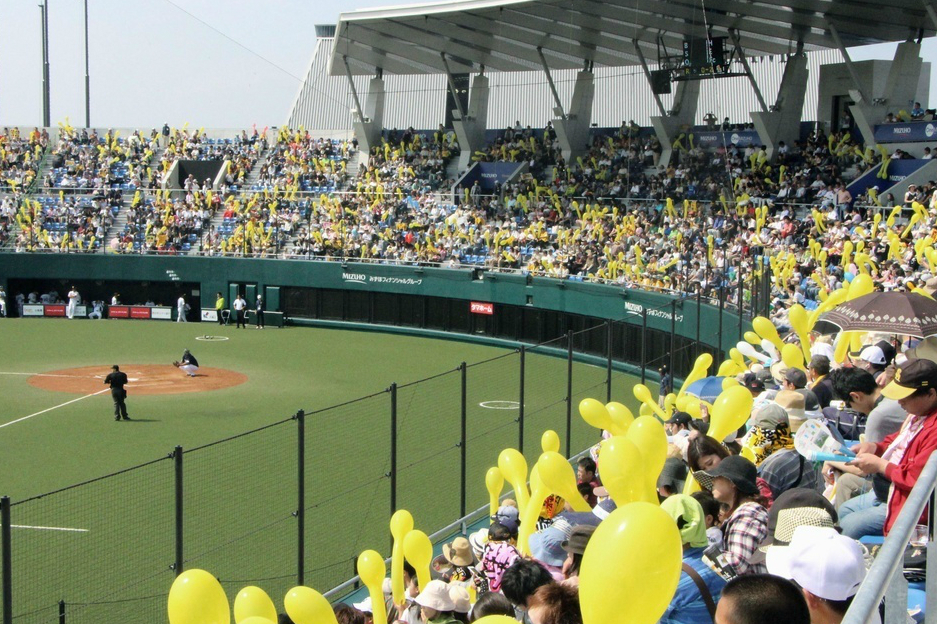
xmin=0 ymin=0 xmax=934 ymax=129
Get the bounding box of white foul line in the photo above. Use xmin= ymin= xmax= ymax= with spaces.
xmin=0 ymin=389 xmax=110 ymax=429
xmin=12 ymin=525 xmax=89 ymax=533
xmin=0 ymin=372 xmax=99 ymax=379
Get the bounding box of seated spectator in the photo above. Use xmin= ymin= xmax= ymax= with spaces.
xmin=659 ymin=494 xmax=727 ymax=624
xmin=526 ymin=583 xmax=581 ymax=624
xmin=575 ymin=457 xmax=600 ymax=507
xmin=846 ymin=358 xmax=937 ymax=536
xmin=849 ymin=345 xmax=888 ymax=386
xmin=910 ymin=102 xmax=925 ymax=119
xmin=478 ymin=522 xmax=520 ymax=594
xmin=528 ymin=526 xmax=568 ymax=582
xmin=686 ymin=436 xmax=774 ymax=506
xmin=696 ymin=455 xmax=770 ymax=574
xmin=500 ymin=559 xmax=555 ymax=617
xmin=468 ymin=592 xmax=515 ymax=621
xmin=745 ymin=404 xmax=820 ymax=499
xmin=765 ymin=526 xmax=866 ymax=624
xmin=715 ymin=574 xmax=810 ymax=624
xmin=751 ymin=487 xmax=838 ymax=569
xmin=691 ymin=491 xmax=724 ymax=546
xmin=658 ymin=456 xmax=689 ymax=499
xmin=808 ymin=355 xmax=834 ymax=409
xmin=333 ymin=604 xmax=366 ymax=624
xmin=558 ymin=525 xmax=594 ymax=587
xmin=448 ymin=586 xmax=471 ymax=624
xmin=413 ymin=580 xmax=458 ymax=624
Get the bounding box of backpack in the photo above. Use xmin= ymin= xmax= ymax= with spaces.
xmin=821 ymin=406 xmax=866 ymax=441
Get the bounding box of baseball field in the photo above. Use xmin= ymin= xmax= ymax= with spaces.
xmin=0 ymin=317 xmax=643 ymax=624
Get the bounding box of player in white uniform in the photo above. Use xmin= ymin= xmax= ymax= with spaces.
xmin=176 ymin=295 xmax=187 ymax=322
xmin=66 ymin=287 xmax=80 ymax=319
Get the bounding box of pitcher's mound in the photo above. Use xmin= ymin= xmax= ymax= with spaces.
xmin=28 ymin=365 xmax=248 ymax=395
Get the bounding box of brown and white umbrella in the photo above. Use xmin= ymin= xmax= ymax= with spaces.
xmin=820 ymin=291 xmax=937 ymax=338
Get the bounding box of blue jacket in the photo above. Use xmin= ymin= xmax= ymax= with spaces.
xmin=659 ymin=547 xmax=726 ymax=624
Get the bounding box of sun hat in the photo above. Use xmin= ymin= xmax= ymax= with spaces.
xmin=415 ymin=580 xmax=456 ymax=611
xmin=442 ymin=536 xmax=475 ymax=567
xmin=756 ymin=488 xmax=838 ymax=555
xmin=766 ymin=526 xmax=866 ymax=601
xmin=448 ymin=586 xmax=471 ymax=614
xmin=660 ymin=494 xmax=709 ymax=548
xmin=882 ymin=358 xmax=937 ymax=400
xmin=468 ymin=527 xmax=489 ymax=559
xmin=352 ymin=597 xmax=372 ymax=613
xmin=528 ymin=526 xmax=568 ymax=567
xmin=774 ymin=390 xmax=807 ymax=431
xmin=657 ymin=457 xmax=689 ymax=491
xmin=561 ymin=525 xmax=596 ymax=555
xmin=699 ymin=455 xmax=759 ymax=495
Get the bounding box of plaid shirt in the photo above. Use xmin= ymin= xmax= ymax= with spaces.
xmin=722 ymin=501 xmax=768 ymax=575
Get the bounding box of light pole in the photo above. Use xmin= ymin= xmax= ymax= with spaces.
xmin=84 ymin=0 xmax=90 ymax=128
xmin=39 ymin=0 xmax=50 ymax=127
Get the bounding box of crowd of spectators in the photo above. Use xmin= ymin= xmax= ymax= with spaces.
xmin=12 ymin=194 xmax=116 ymax=252
xmin=256 ymin=129 xmax=353 ymax=192
xmin=158 ymin=127 xmax=267 ymax=191
xmin=44 ymin=127 xmax=158 ymax=192
xmin=112 ymin=188 xmax=218 ymax=254
xmin=1 ymin=127 xmax=47 ymax=193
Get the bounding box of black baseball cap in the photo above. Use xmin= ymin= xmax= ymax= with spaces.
xmin=666 ymin=411 xmax=692 ymax=426
xmin=882 ymin=358 xmax=937 ymax=400
xmin=784 ymin=368 xmax=808 ymax=389
xmin=743 ymin=373 xmax=765 ymax=392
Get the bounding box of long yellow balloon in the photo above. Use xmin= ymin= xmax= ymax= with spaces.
xmin=677 ymin=353 xmax=713 ymax=398
xmin=538 ymin=451 xmax=591 ymax=512
xmin=633 ymin=384 xmax=668 ymax=422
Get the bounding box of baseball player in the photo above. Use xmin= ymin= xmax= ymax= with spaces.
xmin=173 ymin=349 xmax=199 ymax=377
xmin=67 ymin=286 xmax=80 ymax=319
xmin=176 ymin=295 xmax=188 ymax=322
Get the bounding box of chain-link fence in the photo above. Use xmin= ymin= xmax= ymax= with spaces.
xmin=1 ymin=316 xmax=735 ymax=624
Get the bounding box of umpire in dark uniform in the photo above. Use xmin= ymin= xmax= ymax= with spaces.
xmin=104 ymin=365 xmax=130 ymax=421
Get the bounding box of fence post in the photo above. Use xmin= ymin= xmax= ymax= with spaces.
xmin=670 ymin=299 xmax=676 ymax=375
xmin=58 ymin=600 xmax=65 ymax=624
xmin=566 ymin=330 xmax=573 ymax=459
xmin=738 ymin=257 xmax=744 ymax=340
xmin=460 ymin=363 xmax=467 ymax=518
xmin=640 ymin=309 xmax=648 ymax=385
xmin=390 ymin=383 xmax=398 ymax=515
xmin=173 ymin=446 xmax=184 ymax=577
xmin=696 ymin=289 xmax=702 ymax=359
xmin=605 ymin=321 xmax=612 ymax=403
xmin=296 ymin=410 xmax=306 ymax=586
xmin=518 ymin=347 xmax=526 ymax=454
xmin=2 ymin=496 xmax=11 ymax=624
xmin=718 ymin=284 xmax=726 ymax=357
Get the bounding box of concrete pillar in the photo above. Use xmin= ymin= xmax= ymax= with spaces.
xmin=651 ymin=79 xmax=701 ymax=168
xmin=454 ymin=74 xmax=490 ymax=171
xmin=849 ymin=41 xmax=922 ymax=148
xmin=353 ymin=76 xmax=385 ymax=162
xmin=750 ymin=53 xmax=809 ymax=160
xmin=553 ymin=70 xmax=595 ymax=163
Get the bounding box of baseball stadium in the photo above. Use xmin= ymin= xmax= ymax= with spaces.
xmin=1 ymin=1 xmax=937 ymax=624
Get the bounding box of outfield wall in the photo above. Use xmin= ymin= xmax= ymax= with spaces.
xmin=0 ymin=253 xmax=750 ymax=374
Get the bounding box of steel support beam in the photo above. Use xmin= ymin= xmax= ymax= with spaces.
xmin=729 ymin=29 xmax=768 ymax=113
xmin=537 ymin=47 xmax=566 ymax=119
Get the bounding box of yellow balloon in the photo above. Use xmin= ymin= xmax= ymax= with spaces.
xmin=541 ymin=430 xmax=561 ymax=454
xmin=238 ymin=618 xmax=273 ymax=624
xmin=605 ymin=401 xmax=634 ymax=434
xmin=597 ymin=436 xmax=648 ymax=505
xmin=580 ymin=398 xmax=614 ymax=432
xmin=676 ymin=395 xmax=703 ymax=419
xmin=497 ymin=448 xmax=530 ymax=511
xmin=709 ymin=385 xmax=754 ymax=442
xmin=234 ymin=587 xmax=277 ymax=624
xmin=389 ymin=510 xmax=413 ymax=606
xmin=538 ymin=451 xmax=591 ymax=512
xmin=580 ymin=503 xmax=683 ymax=624
xmin=847 ymin=274 xmax=874 ymax=301
xmin=740 ymin=445 xmax=757 ymax=463
xmin=834 ymin=332 xmax=852 ymax=364
xmin=284 ymin=587 xmax=338 ymax=624
xmin=743 ymin=331 xmax=762 ymax=345
xmin=682 ymin=475 xmax=701 ymax=495
xmin=485 ymin=467 xmax=504 ymax=516
xmin=168 ymin=569 xmax=230 ymax=624
xmin=472 ymin=617 xmax=520 ymax=624
xmin=677 ymin=353 xmax=713 ymax=398
xmin=721 ymin=377 xmax=739 ymax=390
xmin=357 ymin=550 xmax=388 ymax=624
xmin=639 ymin=402 xmax=655 ymax=418
xmin=729 ymin=348 xmax=747 ymax=371
xmin=518 ymin=464 xmax=549 ymax=555
xmin=403 ymin=530 xmax=433 ymax=591
xmin=752 ymin=316 xmax=784 ymax=352
xmin=787 ymin=304 xmax=813 ymax=360
xmin=633 ymin=384 xmax=668 ymax=422
xmin=626 ymin=415 xmax=668 ymax=502
xmin=781 ymin=343 xmax=805 ymax=371
xmin=716 ymin=360 xmax=743 ymax=377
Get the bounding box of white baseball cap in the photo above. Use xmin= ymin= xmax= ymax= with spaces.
xmin=766 ymin=526 xmax=866 ymax=601
xmin=858 ymin=345 xmax=887 ymax=366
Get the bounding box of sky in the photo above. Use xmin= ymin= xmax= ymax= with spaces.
xmin=0 ymin=0 xmax=934 ymax=130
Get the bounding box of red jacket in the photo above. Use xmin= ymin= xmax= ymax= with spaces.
xmin=875 ymin=410 xmax=937 ymax=535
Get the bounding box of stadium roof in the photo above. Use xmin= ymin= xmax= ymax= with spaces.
xmin=330 ymin=0 xmax=936 ymax=75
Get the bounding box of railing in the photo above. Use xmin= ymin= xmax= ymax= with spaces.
xmin=843 ymin=450 xmax=937 ymax=624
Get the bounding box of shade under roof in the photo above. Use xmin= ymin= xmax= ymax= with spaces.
xmin=330 ymin=0 xmax=936 ymax=76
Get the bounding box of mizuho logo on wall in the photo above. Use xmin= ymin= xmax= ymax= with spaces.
xmin=342 ymin=273 xmax=366 ymax=284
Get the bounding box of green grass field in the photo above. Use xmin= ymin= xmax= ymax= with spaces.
xmin=0 ymin=319 xmax=641 ymax=624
